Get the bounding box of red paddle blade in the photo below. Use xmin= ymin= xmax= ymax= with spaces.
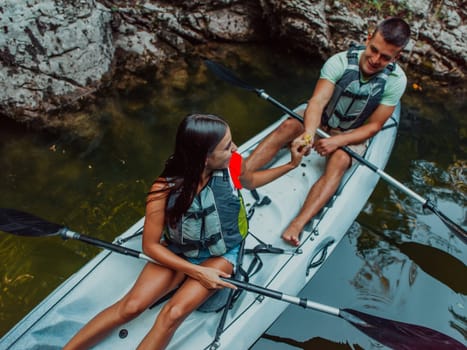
xmin=341 ymin=308 xmax=465 ymax=350
xmin=0 ymin=208 xmax=64 ymax=237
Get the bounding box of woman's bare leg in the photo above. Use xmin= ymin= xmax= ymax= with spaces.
xmin=137 ymin=257 xmax=234 ymax=350
xmin=63 ymin=263 xmax=185 ymax=350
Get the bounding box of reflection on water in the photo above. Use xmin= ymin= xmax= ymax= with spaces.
xmin=360 ymin=222 xmax=467 ymax=295
xmin=0 ymin=43 xmax=466 ymax=348
xmin=254 ymin=219 xmax=466 ymax=350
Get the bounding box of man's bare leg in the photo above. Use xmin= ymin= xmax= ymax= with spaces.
xmin=282 ymin=149 xmax=352 ymax=246
xmin=244 ymin=118 xmax=303 ymax=172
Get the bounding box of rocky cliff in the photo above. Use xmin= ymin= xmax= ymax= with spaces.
xmin=0 ymin=0 xmax=465 ymax=135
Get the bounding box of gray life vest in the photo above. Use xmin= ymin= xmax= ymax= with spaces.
xmin=322 ymin=44 xmax=395 ymax=130
xmin=164 ymin=169 xmax=248 ymax=258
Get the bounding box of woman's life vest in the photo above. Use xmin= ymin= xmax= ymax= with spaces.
xmin=322 ymin=44 xmax=395 ymax=130
xmin=164 ymin=153 xmax=248 ymax=258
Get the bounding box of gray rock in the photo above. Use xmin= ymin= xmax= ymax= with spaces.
xmin=0 ymin=0 xmax=113 ymax=122
xmin=0 ymin=0 xmax=465 ymax=134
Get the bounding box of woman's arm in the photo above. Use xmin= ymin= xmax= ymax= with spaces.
xmin=239 ymin=143 xmax=305 ymax=189
xmin=142 ymin=179 xmax=236 ymax=289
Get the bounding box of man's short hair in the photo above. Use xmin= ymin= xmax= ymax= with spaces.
xmin=374 ymin=17 xmax=411 ymax=48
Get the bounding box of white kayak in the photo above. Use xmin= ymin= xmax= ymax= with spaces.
xmin=0 ymin=103 xmax=400 ymax=350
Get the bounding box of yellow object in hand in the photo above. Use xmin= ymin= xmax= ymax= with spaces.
xmin=303 ymin=134 xmax=312 ymax=145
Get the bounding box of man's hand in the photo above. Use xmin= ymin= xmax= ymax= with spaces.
xmin=313 ymin=137 xmax=341 ymax=156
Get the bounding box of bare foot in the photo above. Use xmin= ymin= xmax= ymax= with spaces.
xmin=281 ymin=220 xmax=304 ymax=246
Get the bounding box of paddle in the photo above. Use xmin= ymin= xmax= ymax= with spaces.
xmin=0 ymin=208 xmax=155 ymax=263
xmin=220 ymin=278 xmax=465 ymax=350
xmin=204 ymin=60 xmax=467 ymax=244
xmin=0 ymin=208 xmax=464 ymax=349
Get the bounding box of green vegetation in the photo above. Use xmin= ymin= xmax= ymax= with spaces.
xmin=337 ymin=0 xmax=414 ymax=21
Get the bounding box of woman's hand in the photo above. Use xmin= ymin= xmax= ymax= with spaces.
xmin=190 ymin=266 xmax=237 ymax=290
xmin=289 ymin=132 xmax=313 ymax=167
xmin=289 ymin=141 xmax=307 ymax=168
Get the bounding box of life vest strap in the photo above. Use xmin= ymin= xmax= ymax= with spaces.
xmin=185 ymin=205 xmax=216 ymax=220
xmin=167 ymin=231 xmax=223 ymax=252
xmin=341 ymin=89 xmax=369 ymax=100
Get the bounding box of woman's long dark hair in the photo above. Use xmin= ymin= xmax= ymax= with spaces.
xmin=150 ymin=114 xmax=228 ymax=227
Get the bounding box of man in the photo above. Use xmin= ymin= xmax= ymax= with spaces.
xmin=241 ymin=17 xmax=411 ymax=246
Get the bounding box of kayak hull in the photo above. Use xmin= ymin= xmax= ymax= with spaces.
xmin=0 ymin=103 xmax=400 ymax=349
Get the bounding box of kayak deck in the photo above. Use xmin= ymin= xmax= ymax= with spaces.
xmin=0 ymin=104 xmax=400 ymax=349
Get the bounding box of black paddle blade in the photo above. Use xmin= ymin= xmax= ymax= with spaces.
xmin=341 ymin=308 xmax=465 ymax=350
xmin=426 ymin=203 xmax=467 ymax=244
xmin=0 ymin=208 xmax=64 ymax=237
xmin=204 ymin=60 xmax=257 ymax=92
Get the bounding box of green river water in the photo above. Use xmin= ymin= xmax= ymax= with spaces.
xmin=0 ymin=44 xmax=465 ymax=349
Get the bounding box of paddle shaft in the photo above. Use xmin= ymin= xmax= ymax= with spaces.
xmin=255 ymin=89 xmax=466 ymax=241
xmin=221 ymin=277 xmax=341 ymax=316
xmin=59 ymin=224 xmax=341 ymax=317
xmin=62 ymin=228 xmax=348 ymax=320
xmin=62 ymin=228 xmax=341 ymax=316
xmin=61 ymin=229 xmax=156 ymax=263
xmin=63 ymin=229 xmax=344 ymax=318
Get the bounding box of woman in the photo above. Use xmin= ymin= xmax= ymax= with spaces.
xmin=64 ymin=114 xmax=305 ymax=349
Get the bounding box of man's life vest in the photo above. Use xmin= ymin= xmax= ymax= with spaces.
xmin=322 ymin=44 xmax=395 ymax=130
xmin=164 ymin=153 xmax=248 ymax=258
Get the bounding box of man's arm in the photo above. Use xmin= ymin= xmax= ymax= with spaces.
xmin=303 ymin=79 xmax=335 ymax=138
xmin=314 ymin=104 xmax=396 ymax=156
